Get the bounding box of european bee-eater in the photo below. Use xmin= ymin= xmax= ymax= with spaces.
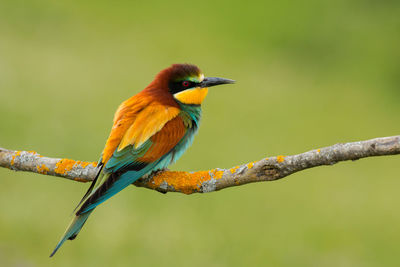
xmin=50 ymin=63 xmax=234 ymax=256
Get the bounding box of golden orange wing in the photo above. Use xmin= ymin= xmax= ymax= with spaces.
xmin=118 ymin=104 xmax=180 ymax=151
xmin=137 ymin=115 xmax=187 ymax=163
xmin=101 ymin=94 xmax=180 ymax=164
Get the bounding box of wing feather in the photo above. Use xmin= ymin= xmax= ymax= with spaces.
xmin=80 ymin=95 xmax=182 ymax=214
xmin=138 ymin=115 xmax=186 ymax=162
xmin=101 ymin=93 xmax=179 ymax=164
xmin=77 ymin=116 xmax=187 ymax=214
xmin=118 ymin=104 xmax=180 ymax=151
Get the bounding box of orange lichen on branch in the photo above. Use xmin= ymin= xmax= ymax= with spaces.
xmin=55 ymin=159 xmax=97 ymax=175
xmin=210 ymin=169 xmax=224 ymax=179
xmin=317 ymin=149 xmax=321 ymax=153
xmin=277 ymin=155 xmax=286 ymax=163
xmin=148 ymin=169 xmax=223 ymax=194
xmin=80 ymin=161 xmax=98 ymax=168
xmin=36 ymin=164 xmax=49 ymax=174
xmin=230 ymin=166 xmax=239 ymax=174
xmin=55 ymin=159 xmax=77 ymax=175
xmin=11 ymin=151 xmax=21 ymax=165
xmin=247 ymin=161 xmax=256 ymax=169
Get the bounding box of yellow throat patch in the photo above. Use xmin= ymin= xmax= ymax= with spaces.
xmin=174 ymin=87 xmax=208 ymax=105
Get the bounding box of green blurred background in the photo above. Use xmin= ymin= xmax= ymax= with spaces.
xmin=0 ymin=0 xmax=399 ymax=266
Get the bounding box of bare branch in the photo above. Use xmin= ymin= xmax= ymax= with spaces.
xmin=1 ymin=135 xmax=399 ymax=194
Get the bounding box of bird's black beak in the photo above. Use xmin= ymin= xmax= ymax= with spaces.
xmin=200 ymin=77 xmax=235 ymax=88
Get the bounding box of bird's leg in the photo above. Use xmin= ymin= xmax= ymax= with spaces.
xmin=135 ymin=168 xmax=170 ymax=194
xmin=152 ymin=168 xmax=169 ymax=194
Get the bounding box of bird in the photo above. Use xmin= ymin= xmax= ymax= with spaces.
xmin=50 ymin=63 xmax=234 ymax=257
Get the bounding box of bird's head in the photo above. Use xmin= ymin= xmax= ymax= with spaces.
xmin=152 ymin=64 xmax=235 ymax=105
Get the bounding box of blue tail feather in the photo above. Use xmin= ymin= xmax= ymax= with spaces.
xmin=50 ymin=211 xmax=93 ymax=257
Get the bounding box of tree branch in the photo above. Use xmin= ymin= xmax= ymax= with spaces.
xmin=1 ymin=135 xmax=399 ymax=194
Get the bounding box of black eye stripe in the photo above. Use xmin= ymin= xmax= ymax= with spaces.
xmin=169 ymin=80 xmax=199 ymax=95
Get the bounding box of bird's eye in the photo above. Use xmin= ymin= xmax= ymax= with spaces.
xmin=182 ymin=81 xmax=190 ymax=87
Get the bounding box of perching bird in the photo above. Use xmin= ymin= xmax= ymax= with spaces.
xmin=50 ymin=63 xmax=234 ymax=256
